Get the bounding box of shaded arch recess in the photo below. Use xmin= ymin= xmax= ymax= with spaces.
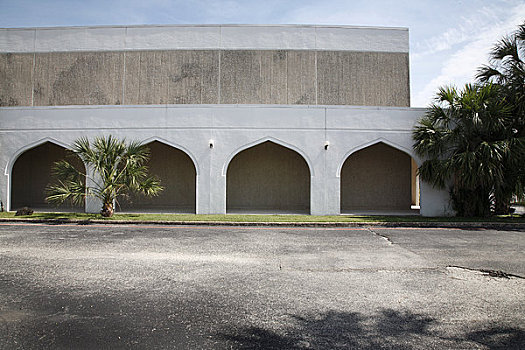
xmin=223 ymin=137 xmax=314 ymax=177
xmin=118 ymin=140 xmax=196 ymax=213
xmin=226 ymin=141 xmax=310 ymax=214
xmin=340 ymin=142 xmax=414 ymax=212
xmin=11 ymin=141 xmax=85 ymax=212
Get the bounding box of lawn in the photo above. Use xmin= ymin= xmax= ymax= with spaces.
xmin=0 ymin=211 xmax=524 ymax=223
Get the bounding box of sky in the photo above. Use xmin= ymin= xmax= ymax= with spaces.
xmin=1 ymin=0 xmax=524 ymax=107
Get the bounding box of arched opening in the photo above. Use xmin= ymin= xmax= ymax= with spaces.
xmin=11 ymin=142 xmax=85 ymax=212
xmin=118 ymin=141 xmax=196 ymax=213
xmin=340 ymin=142 xmax=418 ymax=214
xmin=227 ymin=141 xmax=310 ymax=214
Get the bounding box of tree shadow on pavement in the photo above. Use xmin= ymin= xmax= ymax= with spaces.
xmin=220 ymin=309 xmax=525 ymax=349
xmin=467 ymin=327 xmax=525 ymax=350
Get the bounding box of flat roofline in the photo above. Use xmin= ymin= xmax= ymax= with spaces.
xmin=0 ymin=23 xmax=408 ymax=31
xmin=0 ymin=24 xmax=409 ymax=54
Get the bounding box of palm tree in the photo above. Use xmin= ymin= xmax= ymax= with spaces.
xmin=413 ymin=84 xmax=512 ymax=217
xmin=46 ymin=135 xmax=163 ymax=217
xmin=476 ymin=22 xmax=525 ymax=211
xmin=477 ymin=22 xmax=525 ymax=95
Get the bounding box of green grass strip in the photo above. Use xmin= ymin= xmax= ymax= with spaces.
xmin=0 ymin=211 xmax=524 ymax=223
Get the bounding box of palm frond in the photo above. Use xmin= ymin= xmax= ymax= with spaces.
xmin=46 ymin=179 xmax=86 ymax=206
xmin=51 ymin=159 xmax=84 ymax=182
xmin=140 ymin=176 xmax=163 ymax=197
xmin=490 ymin=36 xmax=519 ymax=63
xmin=476 ymin=65 xmax=504 ymax=83
xmin=417 ymin=159 xmax=449 ymax=189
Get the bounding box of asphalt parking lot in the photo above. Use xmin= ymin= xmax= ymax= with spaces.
xmin=0 ymin=223 xmax=524 ymax=349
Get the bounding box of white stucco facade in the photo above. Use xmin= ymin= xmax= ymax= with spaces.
xmin=0 ymin=104 xmax=453 ymax=216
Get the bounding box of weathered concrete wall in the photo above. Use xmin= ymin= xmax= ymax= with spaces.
xmin=287 ymin=51 xmax=317 ymax=104
xmin=0 ymin=50 xmax=409 ymax=107
xmin=124 ymin=50 xmax=219 ymax=105
xmin=317 ymin=51 xmax=409 ymax=106
xmin=340 ymin=143 xmax=411 ymax=211
xmin=220 ymin=50 xmax=287 ymax=104
xmin=33 ymin=52 xmax=124 ymax=106
xmin=11 ymin=142 xmax=84 ymax=211
xmin=0 ymin=53 xmax=33 ymax=107
xmin=119 ymin=141 xmax=196 ymax=212
xmin=226 ymin=141 xmax=310 ymax=212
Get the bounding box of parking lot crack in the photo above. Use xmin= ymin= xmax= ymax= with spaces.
xmin=367 ymin=227 xmax=393 ymax=245
xmin=447 ymin=265 xmax=525 ymax=279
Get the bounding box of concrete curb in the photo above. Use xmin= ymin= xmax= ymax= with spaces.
xmin=1 ymin=218 xmax=525 ymax=230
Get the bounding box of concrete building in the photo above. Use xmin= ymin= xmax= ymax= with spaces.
xmin=0 ymin=24 xmax=452 ymax=216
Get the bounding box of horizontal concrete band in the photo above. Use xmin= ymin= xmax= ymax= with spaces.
xmin=0 ymin=24 xmax=409 ymax=53
xmin=0 ymin=104 xmax=425 ymax=131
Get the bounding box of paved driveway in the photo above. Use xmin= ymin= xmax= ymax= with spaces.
xmin=0 ymin=223 xmax=524 ymax=349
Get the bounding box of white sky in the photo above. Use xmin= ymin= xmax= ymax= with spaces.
xmin=1 ymin=0 xmax=524 ymax=107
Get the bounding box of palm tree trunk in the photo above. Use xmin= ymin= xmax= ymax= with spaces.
xmin=101 ymin=201 xmax=114 ymax=217
xmin=494 ymin=195 xmax=512 ymax=215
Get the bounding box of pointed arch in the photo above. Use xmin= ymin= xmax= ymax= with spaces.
xmin=140 ymin=136 xmax=200 ymax=176
xmin=5 ymin=137 xmax=73 ymax=177
xmin=118 ymin=137 xmax=197 ymax=213
xmin=339 ymin=139 xmax=418 ymax=212
xmin=222 ymin=136 xmax=314 ymax=177
xmin=8 ymin=138 xmax=85 ymax=212
xmin=336 ymin=138 xmax=418 ymax=178
xmin=225 ymin=139 xmax=311 ymax=214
